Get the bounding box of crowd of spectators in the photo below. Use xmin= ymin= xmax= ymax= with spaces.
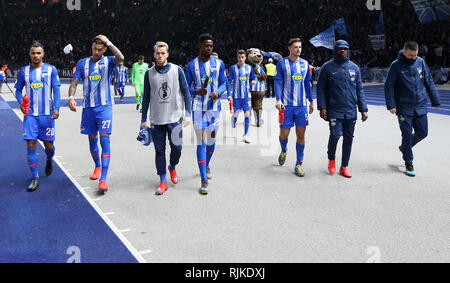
xmin=0 ymin=0 xmax=448 ymax=73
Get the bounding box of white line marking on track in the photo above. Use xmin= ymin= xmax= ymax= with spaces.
xmin=1 ymin=92 xmax=148 ymax=264
xmin=104 ymin=212 xmax=115 ymax=216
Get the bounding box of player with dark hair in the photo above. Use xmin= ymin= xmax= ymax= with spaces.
xmin=131 ymin=55 xmax=149 ymax=111
xmin=14 ymin=41 xmax=61 ymax=191
xmin=385 ymin=41 xmax=440 ymax=177
xmin=68 ymin=35 xmax=124 ymax=193
xmin=275 ymin=38 xmax=314 ymax=177
xmin=228 ymin=49 xmax=256 ymax=143
xmin=185 ymin=33 xmax=230 ymax=194
xmin=113 ymin=62 xmax=129 ymax=102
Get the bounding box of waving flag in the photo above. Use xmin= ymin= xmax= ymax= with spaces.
xmin=376 ymin=9 xmax=384 ymax=34
xmin=410 ymin=0 xmax=449 ymax=22
xmin=332 ymin=18 xmax=351 ymax=37
xmin=309 ymin=26 xmax=336 ymax=50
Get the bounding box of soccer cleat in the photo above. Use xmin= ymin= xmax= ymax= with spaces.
xmin=295 ymin=164 xmax=305 ymax=177
xmin=90 ymin=167 xmax=102 ymax=180
xmin=45 ymin=160 xmax=53 ymax=176
xmin=206 ymin=166 xmax=212 ymax=179
xmin=98 ymin=180 xmax=108 ymax=193
xmin=243 ymin=135 xmax=252 ymax=144
xmin=199 ymin=179 xmax=209 ymax=195
xmin=278 ymin=152 xmax=287 ymax=166
xmin=168 ymin=166 xmax=178 ymax=184
xmin=328 ymin=160 xmax=336 ymax=175
xmin=405 ymin=164 xmax=416 ymax=177
xmin=339 ymin=167 xmax=352 ymax=178
xmin=27 ymin=178 xmax=40 ymax=192
xmin=120 ymin=98 xmax=124 ymax=102
xmin=155 ymin=181 xmax=168 ymax=195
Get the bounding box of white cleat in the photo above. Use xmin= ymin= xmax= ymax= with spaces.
xmin=243 ymin=135 xmax=252 ymax=144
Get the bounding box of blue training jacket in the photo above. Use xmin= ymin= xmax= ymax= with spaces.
xmin=385 ymin=50 xmax=440 ymax=116
xmin=316 ymin=40 xmax=368 ymax=120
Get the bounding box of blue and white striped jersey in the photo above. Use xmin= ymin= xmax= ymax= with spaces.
xmin=15 ymin=63 xmax=61 ymax=116
xmin=114 ymin=66 xmax=128 ymax=84
xmin=73 ymin=56 xmax=115 ymax=108
xmin=185 ymin=56 xmax=227 ymax=112
xmin=250 ymin=65 xmax=266 ymax=92
xmin=274 ymin=57 xmax=312 ymax=107
xmin=227 ymin=63 xmax=256 ymax=100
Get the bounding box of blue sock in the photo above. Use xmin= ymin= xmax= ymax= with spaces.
xmin=279 ymin=137 xmax=288 ymax=153
xmin=45 ymin=147 xmax=55 ymax=161
xmin=119 ymin=88 xmax=124 ymax=99
xmin=27 ymin=148 xmax=39 ymax=178
xmin=296 ymin=143 xmax=305 ymax=166
xmin=206 ymin=138 xmax=216 ymax=166
xmin=197 ymin=141 xmax=207 ymax=180
xmin=100 ymin=135 xmax=111 ymax=182
xmin=89 ymin=137 xmax=101 ymax=168
xmin=244 ymin=116 xmax=250 ymax=136
xmin=160 ymin=174 xmax=167 ymax=183
xmin=233 ymin=117 xmax=237 ymax=127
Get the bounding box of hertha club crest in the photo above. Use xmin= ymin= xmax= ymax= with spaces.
xmin=159 ymin=82 xmax=171 ymax=100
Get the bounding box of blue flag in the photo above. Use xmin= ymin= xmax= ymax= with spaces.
xmin=368 ymin=34 xmax=385 ymax=50
xmin=309 ymin=26 xmax=336 ymax=50
xmin=332 ymin=18 xmax=351 ymax=37
xmin=376 ymin=10 xmax=384 ymax=34
xmin=410 ymin=0 xmax=449 ymax=22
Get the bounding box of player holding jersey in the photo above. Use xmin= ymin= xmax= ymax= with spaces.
xmin=113 ymin=62 xmax=129 ymax=102
xmin=275 ymin=38 xmax=314 ymax=177
xmin=131 ymin=55 xmax=149 ymax=111
xmin=185 ymin=33 xmax=230 ymax=195
xmin=227 ymin=50 xmax=256 ymax=143
xmin=68 ymin=35 xmax=124 ymax=193
xmin=14 ymin=41 xmax=61 ymax=191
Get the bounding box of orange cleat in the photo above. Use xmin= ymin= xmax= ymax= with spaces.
xmin=339 ymin=167 xmax=352 ymax=178
xmin=168 ymin=167 xmax=178 ymax=184
xmin=90 ymin=167 xmax=102 ymax=180
xmin=98 ymin=180 xmax=108 ymax=193
xmin=155 ymin=181 xmax=168 ymax=195
xmin=328 ymin=160 xmax=336 ymax=174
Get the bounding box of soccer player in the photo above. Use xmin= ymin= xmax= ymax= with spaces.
xmin=275 ymin=38 xmax=314 ymax=177
xmin=140 ymin=41 xmax=192 ymax=195
xmin=228 ymin=50 xmax=256 ymax=143
xmin=68 ymin=34 xmax=124 ymax=193
xmin=316 ymin=40 xmax=369 ymax=178
xmin=14 ymin=41 xmax=61 ymax=191
xmin=185 ymin=33 xmax=230 ymax=195
xmin=113 ymin=62 xmax=129 ymax=102
xmin=131 ymin=55 xmax=149 ymax=111
xmin=385 ymin=41 xmax=440 ymax=177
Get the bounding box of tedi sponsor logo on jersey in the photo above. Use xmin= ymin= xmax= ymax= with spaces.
xmin=201 ymin=75 xmax=212 ymax=86
xmin=89 ymin=72 xmax=102 ymax=83
xmin=292 ymin=73 xmax=303 ymax=82
xmin=30 ymin=80 xmax=43 ymax=90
